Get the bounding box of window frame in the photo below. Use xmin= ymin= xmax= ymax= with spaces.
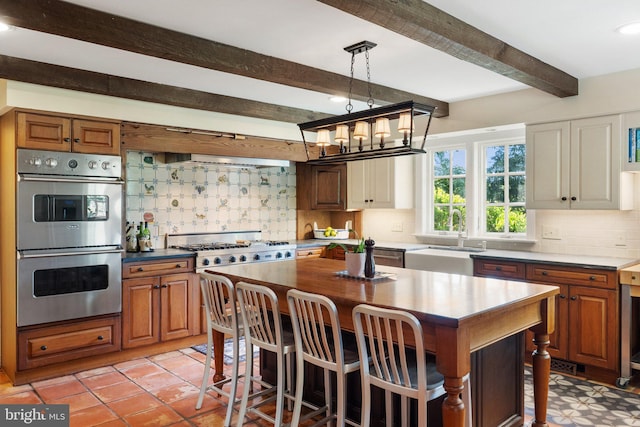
xmin=414 ymin=125 xmax=534 ymax=243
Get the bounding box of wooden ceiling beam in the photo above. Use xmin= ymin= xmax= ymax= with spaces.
xmin=0 ymin=55 xmax=327 ymax=124
xmin=318 ymin=0 xmax=578 ymax=98
xmin=0 ymin=0 xmax=449 ymax=117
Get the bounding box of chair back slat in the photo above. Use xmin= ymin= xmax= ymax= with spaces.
xmin=287 ymin=290 xmax=342 ymax=366
xmin=236 ymin=282 xmax=281 ymax=352
xmin=199 ymin=272 xmax=237 ymax=334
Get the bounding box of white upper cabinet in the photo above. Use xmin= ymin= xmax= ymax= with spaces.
xmin=347 ymin=156 xmax=414 ymax=209
xmin=526 ymin=114 xmax=633 ymax=210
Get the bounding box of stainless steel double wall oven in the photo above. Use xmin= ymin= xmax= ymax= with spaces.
xmin=16 ymin=149 xmax=123 ymax=327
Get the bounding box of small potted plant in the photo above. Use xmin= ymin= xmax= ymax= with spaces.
xmin=327 ymin=230 xmax=366 ymax=277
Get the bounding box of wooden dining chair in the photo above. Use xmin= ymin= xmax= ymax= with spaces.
xmin=287 ymin=289 xmax=362 ymax=427
xmin=352 ymin=303 xmax=472 ymax=427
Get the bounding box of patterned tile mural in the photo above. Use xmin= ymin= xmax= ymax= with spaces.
xmin=125 ymin=151 xmax=297 ymax=247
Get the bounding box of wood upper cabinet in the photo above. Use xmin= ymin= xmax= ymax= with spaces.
xmin=296 ymin=162 xmax=347 ymax=210
xmin=122 ymin=257 xmax=197 ymax=349
xmin=16 ymin=111 xmax=121 ymax=155
xmin=526 ymin=115 xmax=631 ymax=210
xmin=347 ymin=156 xmax=414 ymax=209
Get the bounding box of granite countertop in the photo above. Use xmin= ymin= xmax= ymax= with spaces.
xmin=123 ymin=248 xmax=195 ymax=262
xmin=470 ymin=249 xmax=638 ymax=270
xmin=294 ymin=239 xmax=429 ymax=252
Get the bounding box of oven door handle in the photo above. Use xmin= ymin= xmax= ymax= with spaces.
xmin=18 ymin=247 xmax=124 ymax=259
xmin=18 ymin=174 xmax=124 ymax=185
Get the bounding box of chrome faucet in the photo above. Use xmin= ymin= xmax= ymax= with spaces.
xmin=449 ymin=209 xmax=466 ymax=248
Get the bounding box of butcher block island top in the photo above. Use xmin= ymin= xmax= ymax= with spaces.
xmin=207 ymin=258 xmax=559 ymax=427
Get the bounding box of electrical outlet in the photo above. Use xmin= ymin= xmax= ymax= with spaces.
xmin=391 ymin=222 xmax=403 ymax=232
xmin=615 ymin=232 xmax=627 ymax=246
xmin=541 ymin=225 xmax=561 ymax=240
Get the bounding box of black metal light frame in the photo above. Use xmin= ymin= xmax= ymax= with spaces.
xmin=298 ymin=101 xmax=436 ymax=165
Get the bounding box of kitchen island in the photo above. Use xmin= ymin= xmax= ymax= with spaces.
xmin=206 ymin=258 xmax=559 ymax=427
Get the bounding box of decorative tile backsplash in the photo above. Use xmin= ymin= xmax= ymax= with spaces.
xmin=125 ymin=151 xmax=297 ymax=247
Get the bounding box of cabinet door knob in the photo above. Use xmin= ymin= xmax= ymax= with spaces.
xmin=561 ymin=197 xmax=567 ymax=201
xmin=559 ymin=294 xmax=566 ymax=299
xmin=40 ymin=345 xmax=47 ymax=351
xmin=97 ymin=335 xmax=104 ymax=340
xmin=161 ymin=284 xmax=168 ymax=288
xmin=153 ymin=285 xmax=160 ymax=289
xmin=63 ymin=137 xmax=71 ymax=142
xmin=73 ymin=138 xmax=80 ymax=143
xmin=570 ymin=296 xmax=577 ymax=301
xmin=571 ymin=196 xmax=577 ymax=201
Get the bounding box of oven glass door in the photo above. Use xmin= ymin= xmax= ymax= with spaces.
xmin=17 ymin=178 xmax=122 ymax=250
xmin=17 ymin=250 xmax=122 ymax=326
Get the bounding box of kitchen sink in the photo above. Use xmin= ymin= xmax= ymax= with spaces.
xmin=405 ymin=248 xmax=475 ymax=275
xmin=426 ymin=245 xmax=486 ymax=253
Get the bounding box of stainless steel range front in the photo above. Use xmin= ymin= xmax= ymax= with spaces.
xmin=167 ymin=230 xmax=296 ymax=273
xmin=16 ymin=149 xmax=124 ymax=327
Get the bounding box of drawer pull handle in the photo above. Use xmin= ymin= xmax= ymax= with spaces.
xmin=308 ymin=252 xmax=313 ymax=255
xmin=176 ymin=264 xmax=182 ymax=268
xmin=632 ymin=275 xmax=637 ymax=280
xmin=97 ymin=335 xmax=104 ymax=340
xmin=589 ymin=276 xmax=595 ymax=281
xmin=40 ymin=345 xmax=47 ymax=351
xmin=495 ymin=266 xmax=502 ymax=271
xmin=137 ymin=267 xmax=144 ymax=272
xmin=541 ymin=271 xmax=548 ymax=276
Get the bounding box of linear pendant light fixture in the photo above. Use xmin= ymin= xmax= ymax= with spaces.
xmin=298 ymin=41 xmax=436 ymax=164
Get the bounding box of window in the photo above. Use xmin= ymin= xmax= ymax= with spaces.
xmin=433 ymin=149 xmax=466 ymax=232
xmin=417 ymin=126 xmax=529 ymax=240
xmin=481 ymin=141 xmax=526 ymax=234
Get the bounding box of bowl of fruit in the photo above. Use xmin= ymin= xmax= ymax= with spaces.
xmin=313 ymin=225 xmax=349 ymax=239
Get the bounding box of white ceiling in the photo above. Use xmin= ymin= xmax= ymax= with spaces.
xmin=0 ymin=0 xmax=639 ymax=117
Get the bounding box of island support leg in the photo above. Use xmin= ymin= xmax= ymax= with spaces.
xmin=531 ymin=332 xmax=551 ymax=427
xmin=442 ymin=376 xmax=466 ymax=427
xmin=212 ymin=329 xmax=226 ymax=383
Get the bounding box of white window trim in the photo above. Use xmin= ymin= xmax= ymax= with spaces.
xmin=414 ymin=125 xmax=536 ymax=245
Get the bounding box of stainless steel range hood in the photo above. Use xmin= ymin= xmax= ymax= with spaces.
xmin=164 ymin=153 xmax=290 ymax=169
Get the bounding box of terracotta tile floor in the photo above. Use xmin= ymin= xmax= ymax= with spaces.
xmin=0 ymin=347 xmax=638 ymax=426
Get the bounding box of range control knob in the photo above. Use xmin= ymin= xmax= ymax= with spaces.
xmin=229 ymin=256 xmax=237 ymax=263
xmin=276 ymin=252 xmax=283 ymax=259
xmin=214 ymin=257 xmax=222 ymax=265
xmin=45 ymin=158 xmax=58 ymax=167
xmin=239 ymin=255 xmax=247 ymax=262
xmin=202 ymin=258 xmax=210 ymax=266
xmin=88 ymin=160 xmax=98 ymax=169
xmin=101 ymin=161 xmax=111 ymax=170
xmin=253 ymin=254 xmax=261 ymax=261
xmin=68 ymin=159 xmax=78 ymax=169
xmin=285 ymin=251 xmax=293 ymax=258
xmin=30 ymin=157 xmax=42 ymax=167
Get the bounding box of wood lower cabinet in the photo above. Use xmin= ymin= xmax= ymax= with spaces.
xmin=474 ymin=258 xmax=619 ymax=378
xmin=122 ymin=257 xmax=197 ymax=349
xmin=17 ymin=315 xmax=121 ymax=370
xmin=15 ymin=111 xmax=121 ymax=155
xmin=295 ymin=246 xmax=325 ymax=259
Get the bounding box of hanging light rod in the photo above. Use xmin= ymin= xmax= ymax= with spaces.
xmin=297 ymin=40 xmax=435 ymax=165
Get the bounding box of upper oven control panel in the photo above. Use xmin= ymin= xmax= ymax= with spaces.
xmin=17 ymin=149 xmax=121 ymax=178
